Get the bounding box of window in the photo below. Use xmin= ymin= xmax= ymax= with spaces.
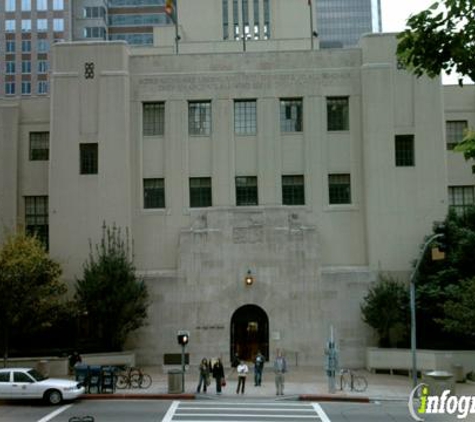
xmin=21 ymin=81 xmax=31 ymax=95
xmin=14 ymin=372 xmax=33 ymax=383
xmin=38 ymin=60 xmax=48 ymax=73
xmin=5 ymin=82 xmax=15 ymax=95
xmin=37 ymin=19 xmax=48 ymax=32
xmin=5 ymin=20 xmax=15 ymax=32
xmin=21 ymin=0 xmax=31 ymax=11
xmin=188 ymin=101 xmax=211 ymax=136
xmin=143 ymin=102 xmax=165 ymax=136
xmin=328 ymin=174 xmax=351 ymax=204
xmin=29 ymin=132 xmax=49 ymax=160
xmin=6 ymin=40 xmax=15 ymax=52
xmin=280 ymin=98 xmax=302 ymax=132
xmin=143 ymin=178 xmax=165 ymax=209
xmin=234 ymin=100 xmax=257 ymax=135
xmin=25 ymin=196 xmax=49 ymax=249
xmin=449 ymin=186 xmax=475 ymax=217
xmin=236 ymin=176 xmax=258 ymax=206
xmin=84 ymin=27 xmax=106 ymax=39
xmin=446 ymin=120 xmax=468 ymax=150
xmin=6 ymin=61 xmax=15 ymax=74
xmin=53 ymin=0 xmax=63 ymax=10
xmin=22 ymin=60 xmax=31 ymax=74
xmin=22 ymin=40 xmax=31 ymax=52
xmin=38 ymin=39 xmax=50 ymax=52
xmin=5 ymin=0 xmax=15 ymax=11
xmin=282 ymin=175 xmax=305 ymax=205
xmin=84 ymin=6 xmax=106 ymax=18
xmin=0 ymin=372 xmax=9 ymax=382
xmin=21 ymin=19 xmax=31 ymax=32
xmin=53 ymin=19 xmax=64 ymax=31
xmin=395 ymin=135 xmax=415 ymax=167
xmin=38 ymin=81 xmax=48 ymax=94
xmin=189 ymin=177 xmax=212 ymax=207
xmin=80 ymin=143 xmax=98 ymax=174
xmin=327 ymin=97 xmax=349 ymax=131
xmin=37 ymin=0 xmax=47 ymax=10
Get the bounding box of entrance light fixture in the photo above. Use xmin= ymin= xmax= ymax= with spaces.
xmin=245 ymin=269 xmax=254 ymax=286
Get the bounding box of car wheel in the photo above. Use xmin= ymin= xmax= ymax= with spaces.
xmin=45 ymin=389 xmax=62 ymax=405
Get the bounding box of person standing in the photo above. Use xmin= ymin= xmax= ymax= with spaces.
xmin=254 ymin=351 xmax=265 ymax=386
xmin=196 ymin=358 xmax=210 ymax=393
xmin=236 ymin=360 xmax=249 ymax=394
xmin=273 ymin=350 xmax=287 ymax=395
xmin=212 ymin=358 xmax=225 ymax=395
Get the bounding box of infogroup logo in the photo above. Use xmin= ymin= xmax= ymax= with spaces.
xmin=408 ymin=383 xmax=475 ymax=421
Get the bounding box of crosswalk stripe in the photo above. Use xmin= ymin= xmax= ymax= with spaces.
xmin=161 ymin=400 xmax=179 ymax=422
xmin=175 ymin=413 xmax=319 ymax=418
xmin=312 ymin=403 xmax=331 ymax=422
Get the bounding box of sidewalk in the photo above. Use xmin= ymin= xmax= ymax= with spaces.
xmin=83 ymin=366 xmax=475 ymax=402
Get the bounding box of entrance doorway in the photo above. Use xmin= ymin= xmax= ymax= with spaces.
xmin=230 ymin=304 xmax=269 ymax=362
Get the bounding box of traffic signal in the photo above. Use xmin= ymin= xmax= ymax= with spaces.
xmin=434 ymin=222 xmax=447 ymax=252
xmin=177 ymin=330 xmax=189 ymax=346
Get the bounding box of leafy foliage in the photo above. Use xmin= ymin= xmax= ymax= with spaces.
xmin=361 ymin=275 xmax=410 ymax=347
xmin=396 ymin=0 xmax=475 ymax=84
xmin=0 ymin=233 xmax=65 ymax=363
xmin=454 ymin=129 xmax=475 ymax=173
xmin=416 ymin=208 xmax=475 ymax=348
xmin=75 ymin=224 xmax=150 ymax=351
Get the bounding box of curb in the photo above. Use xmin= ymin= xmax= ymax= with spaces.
xmin=80 ymin=393 xmax=196 ymax=400
xmin=299 ymin=394 xmax=370 ymax=403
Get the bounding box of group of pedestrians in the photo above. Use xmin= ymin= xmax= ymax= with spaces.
xmin=196 ymin=350 xmax=287 ymax=396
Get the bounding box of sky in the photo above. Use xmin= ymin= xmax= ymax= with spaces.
xmin=380 ymin=0 xmax=436 ymax=32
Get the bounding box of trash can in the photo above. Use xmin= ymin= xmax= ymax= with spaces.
xmin=168 ymin=369 xmax=183 ymax=394
xmin=36 ymin=360 xmax=49 ymax=377
xmin=101 ymin=366 xmax=116 ymax=393
xmin=88 ymin=365 xmax=102 ymax=394
xmin=451 ymin=364 xmax=465 ymax=383
xmin=423 ymin=370 xmax=455 ymax=396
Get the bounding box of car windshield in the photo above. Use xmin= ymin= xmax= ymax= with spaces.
xmin=28 ymin=369 xmax=48 ymax=381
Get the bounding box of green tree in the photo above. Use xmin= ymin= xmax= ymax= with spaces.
xmin=396 ymin=0 xmax=475 ymax=84
xmin=0 ymin=233 xmax=64 ymax=366
xmin=75 ymin=224 xmax=150 ymax=351
xmin=361 ymin=275 xmax=410 ymax=347
xmin=416 ymin=208 xmax=475 ymax=348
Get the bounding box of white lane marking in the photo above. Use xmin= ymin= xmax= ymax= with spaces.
xmin=37 ymin=404 xmax=73 ymax=422
xmin=161 ymin=400 xmax=179 ymax=422
xmin=312 ymin=403 xmax=331 ymax=422
xmin=175 ymin=414 xmax=318 ymax=418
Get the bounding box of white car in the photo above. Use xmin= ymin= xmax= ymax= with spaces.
xmin=0 ymin=367 xmax=85 ymax=405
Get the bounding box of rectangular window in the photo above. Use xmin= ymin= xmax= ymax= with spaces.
xmin=5 ymin=82 xmax=15 ymax=96
xmin=188 ymin=101 xmax=211 ymax=136
xmin=21 ymin=0 xmax=31 ymax=11
xmin=84 ymin=27 xmax=106 ymax=39
xmin=5 ymin=20 xmax=15 ymax=32
xmin=280 ymin=98 xmax=303 ymax=132
xmin=37 ymin=0 xmax=47 ymax=10
xmin=38 ymin=81 xmax=48 ymax=94
xmin=189 ymin=177 xmax=212 ymax=207
xmin=282 ymin=175 xmax=305 ymax=205
xmin=21 ymin=60 xmax=31 ymax=74
xmin=22 ymin=40 xmax=31 ymax=52
xmin=21 ymin=19 xmax=31 ymax=32
xmin=5 ymin=0 xmax=15 ymax=11
xmin=38 ymin=39 xmax=50 ymax=52
xmin=37 ymin=19 xmax=48 ymax=32
xmin=143 ymin=178 xmax=165 ymax=209
xmin=53 ymin=18 xmax=64 ymax=31
xmin=329 ymin=174 xmax=351 ymax=205
xmin=446 ymin=120 xmax=468 ymax=150
xmin=80 ymin=143 xmax=98 ymax=174
xmin=234 ymin=100 xmax=257 ymax=135
xmin=327 ymin=97 xmax=349 ymax=131
xmin=25 ymin=196 xmax=49 ymax=249
xmin=6 ymin=40 xmax=15 ymax=52
xmin=29 ymin=132 xmax=49 ymax=161
xmin=143 ymin=102 xmax=165 ymax=136
xmin=53 ymin=0 xmax=63 ymax=10
xmin=37 ymin=60 xmax=48 ymax=73
xmin=449 ymin=186 xmax=475 ymax=217
xmin=6 ymin=61 xmax=15 ymax=74
xmin=395 ymin=134 xmax=415 ymax=167
xmin=21 ymin=81 xmax=31 ymax=95
xmin=222 ymin=0 xmax=229 ymax=39
xmin=236 ymin=176 xmax=258 ymax=206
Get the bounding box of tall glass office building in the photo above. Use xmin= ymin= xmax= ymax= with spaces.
xmin=316 ymin=0 xmax=382 ymax=48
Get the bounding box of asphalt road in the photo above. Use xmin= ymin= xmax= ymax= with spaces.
xmin=1 ymin=399 xmax=474 ymax=422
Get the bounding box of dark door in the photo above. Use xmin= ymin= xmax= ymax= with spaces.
xmin=230 ymin=304 xmax=269 ymax=362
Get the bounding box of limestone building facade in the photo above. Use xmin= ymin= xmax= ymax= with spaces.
xmin=1 ymin=0 xmax=473 ymax=367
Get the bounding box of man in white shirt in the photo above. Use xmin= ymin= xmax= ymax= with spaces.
xmin=236 ymin=360 xmax=249 ymax=394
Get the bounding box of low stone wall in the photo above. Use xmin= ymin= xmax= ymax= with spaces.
xmin=366 ymin=347 xmax=475 ymax=376
xmin=81 ymin=351 xmax=136 ymax=368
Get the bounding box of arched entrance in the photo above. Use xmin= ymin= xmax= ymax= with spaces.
xmin=230 ymin=304 xmax=269 ymax=362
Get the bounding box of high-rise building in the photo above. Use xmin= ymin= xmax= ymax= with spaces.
xmin=0 ymin=0 xmax=71 ymax=97
xmin=316 ymin=0 xmax=382 ymax=48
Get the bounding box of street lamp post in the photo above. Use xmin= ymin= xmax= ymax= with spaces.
xmin=410 ymin=233 xmax=443 ymax=388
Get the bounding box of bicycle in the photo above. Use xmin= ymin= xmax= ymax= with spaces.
xmin=115 ymin=366 xmax=152 ymax=389
xmin=339 ymin=368 xmax=368 ymax=392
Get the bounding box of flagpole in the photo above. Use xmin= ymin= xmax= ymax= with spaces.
xmin=309 ymin=0 xmax=314 ymax=50
xmin=175 ymin=0 xmax=179 ymax=54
